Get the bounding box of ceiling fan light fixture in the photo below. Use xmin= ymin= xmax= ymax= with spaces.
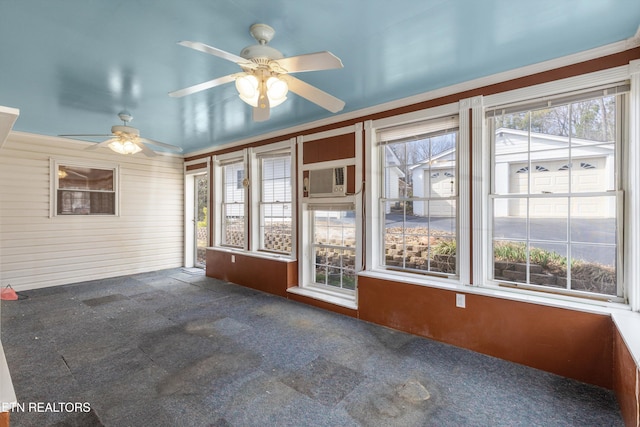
xmin=109 ymin=138 xmax=142 ymax=155
xmin=236 ymin=73 xmax=289 ymax=109
xmin=236 ymin=74 xmax=260 ymax=107
xmin=266 ymin=76 xmax=288 ymax=107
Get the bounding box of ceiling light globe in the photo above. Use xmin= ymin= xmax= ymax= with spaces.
xmin=109 ymin=139 xmax=142 ymax=155
xmin=236 ymin=75 xmax=259 ymax=98
xmin=236 ymin=74 xmax=260 ymax=107
xmin=123 ymin=140 xmax=137 ymax=154
xmin=266 ymin=77 xmax=288 ymax=107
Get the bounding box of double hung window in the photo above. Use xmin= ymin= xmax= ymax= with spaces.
xmin=310 ymin=206 xmax=356 ymax=291
xmin=215 ymin=141 xmax=294 ymax=256
xmin=377 ymin=116 xmax=459 ymax=277
xmin=221 ymin=159 xmax=246 ymax=248
xmin=53 ymin=162 xmax=117 ymax=216
xmin=259 ymin=153 xmax=293 ymax=254
xmin=488 ymin=87 xmax=626 ymax=299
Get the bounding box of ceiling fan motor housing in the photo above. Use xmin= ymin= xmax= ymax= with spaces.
xmin=111 ymin=125 xmax=140 ymax=136
xmin=240 ymin=44 xmax=284 ymax=62
xmin=241 ymin=23 xmax=284 ymax=63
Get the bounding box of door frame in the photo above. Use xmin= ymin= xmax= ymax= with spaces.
xmin=184 ymin=159 xmax=211 ymax=268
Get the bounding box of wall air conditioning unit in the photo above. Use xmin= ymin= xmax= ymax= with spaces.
xmin=307 ymin=166 xmax=346 ymax=197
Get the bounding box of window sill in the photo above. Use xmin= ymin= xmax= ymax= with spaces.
xmin=206 ymin=247 xmax=296 ymax=263
xmin=287 ymin=286 xmax=357 ymax=310
xmin=612 ymin=310 xmax=640 ymax=368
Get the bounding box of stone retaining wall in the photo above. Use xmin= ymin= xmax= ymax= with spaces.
xmin=384 ymin=243 xmax=456 ymax=273
xmin=494 ymin=261 xmax=615 ymax=295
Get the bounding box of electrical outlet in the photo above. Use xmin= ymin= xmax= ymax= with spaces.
xmin=231 ymin=255 xmax=235 ymax=263
xmin=456 ymin=293 xmax=465 ymax=308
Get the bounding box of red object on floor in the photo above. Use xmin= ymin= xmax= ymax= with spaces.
xmin=0 ymin=285 xmax=18 ymax=301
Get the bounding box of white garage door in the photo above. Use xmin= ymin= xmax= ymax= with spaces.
xmin=508 ymin=158 xmax=609 ymax=218
xmin=425 ymin=170 xmax=456 ymax=217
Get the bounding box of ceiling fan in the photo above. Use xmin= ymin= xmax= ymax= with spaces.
xmin=169 ymin=23 xmax=345 ymax=122
xmin=60 ymin=112 xmax=183 ymax=157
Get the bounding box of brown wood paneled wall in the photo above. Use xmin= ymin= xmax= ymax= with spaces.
xmin=206 ymin=249 xmax=297 ymax=297
xmin=614 ymin=327 xmax=639 ymax=427
xmin=302 ymin=132 xmax=355 ymax=164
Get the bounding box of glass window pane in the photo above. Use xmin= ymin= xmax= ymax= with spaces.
xmin=56 ymin=165 xmax=116 ymax=215
xmin=570 ymin=201 xmax=616 ymax=245
xmin=493 ymin=198 xmax=527 ymax=240
xmin=262 ymin=156 xmax=291 ymax=203
xmin=531 ymin=105 xmax=570 ymax=138
xmin=223 ymin=203 xmax=244 ymax=247
xmin=312 ymin=210 xmax=356 ymax=291
xmin=570 ymin=96 xmax=616 ymax=143
xmin=570 ymin=244 xmax=616 ymax=296
xmin=224 ymin=162 xmax=245 ymax=203
xmin=260 ymin=154 xmax=292 ymax=254
xmin=491 ymin=92 xmax=621 ymax=298
xmin=58 ymin=166 xmax=114 ymax=191
xmin=261 ymin=206 xmax=292 ymax=253
xmin=529 ymin=198 xmax=568 ymax=242
xmin=380 ymin=124 xmax=458 ymax=276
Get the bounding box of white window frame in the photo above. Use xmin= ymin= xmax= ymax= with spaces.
xmin=364 ymin=62 xmax=640 ymax=312
xmin=250 ymin=138 xmax=296 ymax=257
xmin=212 ymin=140 xmax=296 ymax=260
xmin=307 ymin=203 xmax=357 ymax=295
xmin=296 ymin=124 xmax=363 ymax=309
xmin=49 ymin=158 xmax=120 ymax=218
xmin=365 ymin=102 xmax=471 ymax=287
xmin=479 ymin=63 xmax=640 ymax=309
xmin=213 ymin=150 xmax=248 ymax=250
xmin=485 ymin=88 xmax=625 ymax=301
xmin=376 ymin=114 xmax=460 ymax=278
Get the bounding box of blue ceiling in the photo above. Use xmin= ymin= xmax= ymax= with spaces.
xmin=1 ymin=1 xmax=639 ymax=154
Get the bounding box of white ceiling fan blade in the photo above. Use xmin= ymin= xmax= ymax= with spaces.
xmin=177 ymin=41 xmax=257 ymax=69
xmin=84 ymin=138 xmax=117 ymax=151
xmin=276 ymin=51 xmax=343 ymax=73
xmin=139 ymin=137 xmax=183 ymax=153
xmin=284 ymin=75 xmax=345 ymax=113
xmin=168 ymin=73 xmax=239 ymax=98
xmin=135 ymin=141 xmax=157 ymax=157
xmin=60 ymin=133 xmax=113 ymax=138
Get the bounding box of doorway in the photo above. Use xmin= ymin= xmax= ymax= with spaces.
xmin=185 ymin=168 xmax=210 ymax=268
xmin=194 ymin=173 xmax=208 ymax=267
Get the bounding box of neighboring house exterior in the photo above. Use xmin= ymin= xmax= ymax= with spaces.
xmin=407 ymin=128 xmax=614 ymax=218
xmin=410 ymin=147 xmax=456 ymax=217
xmin=493 ymin=128 xmax=615 ymax=218
xmin=383 ymin=146 xmax=405 ymax=214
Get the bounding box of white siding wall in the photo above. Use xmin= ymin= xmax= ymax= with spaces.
xmin=0 ymin=132 xmax=184 ymax=291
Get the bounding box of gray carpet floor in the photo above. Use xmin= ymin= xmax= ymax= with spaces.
xmin=0 ymin=268 xmax=623 ymax=426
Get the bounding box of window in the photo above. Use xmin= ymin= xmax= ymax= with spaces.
xmin=259 ymin=154 xmax=292 ymax=254
xmin=221 ymin=160 xmax=246 ymax=248
xmin=214 ymin=140 xmax=295 ymax=256
xmin=311 ymin=207 xmax=356 ymax=292
xmin=378 ymin=116 xmax=459 ymax=276
xmin=54 ymin=162 xmax=117 ymax=215
xmin=489 ymin=89 xmax=625 ymax=299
